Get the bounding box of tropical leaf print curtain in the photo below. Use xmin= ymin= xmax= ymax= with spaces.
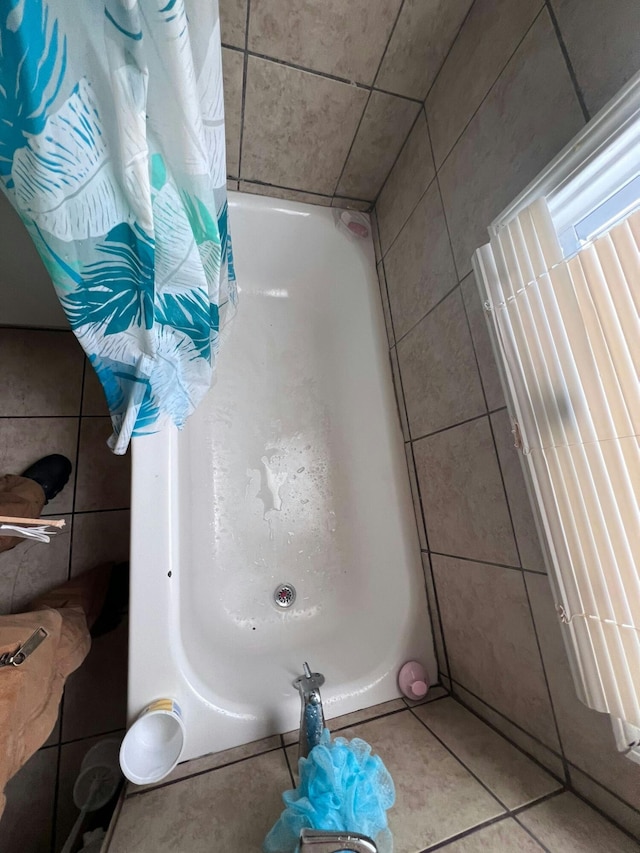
xmin=0 ymin=0 xmax=236 ymax=453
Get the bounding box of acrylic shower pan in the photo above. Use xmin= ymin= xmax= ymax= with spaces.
xmin=129 ymin=192 xmax=436 ymax=761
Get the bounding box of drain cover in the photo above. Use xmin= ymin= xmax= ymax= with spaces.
xmin=274 ymin=583 xmax=296 ymax=608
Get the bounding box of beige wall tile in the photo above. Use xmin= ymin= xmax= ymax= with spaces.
xmin=75 ymin=418 xmax=131 ymax=512
xmin=390 ymin=348 xmax=409 ymax=439
xmin=460 ymin=272 xmax=505 ymax=411
xmin=61 ymin=617 xmax=128 ymax=741
xmin=339 ymin=711 xmax=504 ymax=851
xmin=2 ymin=746 xmax=57 ymax=853
xmin=421 ymin=553 xmax=449 ymax=678
xmin=552 ymin=0 xmax=640 ymax=116
xmin=452 ymin=680 xmax=565 ymax=779
xmin=518 ymin=791 xmax=640 ymax=853
xmin=222 ymin=48 xmax=244 ymax=178
xmin=337 ymin=92 xmax=419 ymax=201
xmin=70 ymin=510 xmax=130 ymax=574
xmin=238 ymin=181 xmax=331 ymax=207
xmin=426 ymin=0 xmax=543 ymax=168
xmin=491 ymin=410 xmax=546 ymax=571
xmin=397 ymin=288 xmax=485 ymax=438
xmin=376 ymin=262 xmax=394 ymax=346
xmin=384 ymin=181 xmax=457 ymax=342
xmin=375 ymin=113 xmax=434 ymax=254
xmin=525 ymin=573 xmax=640 ymax=810
xmin=227 ymin=178 xmax=238 ymax=191
xmin=415 ymin=698 xmax=561 ymax=808
xmin=0 ymin=330 xmax=83 ymax=417
xmin=438 ymin=10 xmax=584 ymax=278
xmin=110 ymin=749 xmax=292 ymax=852
xmin=438 ymin=819 xmax=545 ymax=852
xmin=414 ymin=417 xmax=518 ymax=565
xmin=0 ymin=514 xmax=71 ymax=615
xmin=371 ymin=209 xmax=382 ymax=263
xmin=375 ymin=0 xmax=474 ymax=99
xmin=219 ymin=0 xmax=247 ymax=48
xmin=248 ymin=0 xmax=402 ymax=85
xmin=406 ymin=445 xmax=427 ymax=550
xmin=0 ymin=417 xmax=78 ymax=515
xmin=568 ymin=766 xmax=640 ymax=841
xmin=432 ymin=555 xmax=560 ymax=750
xmin=241 ymin=58 xmax=368 ymax=195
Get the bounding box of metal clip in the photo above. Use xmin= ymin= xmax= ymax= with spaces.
xmin=0 ymin=626 xmax=48 ymax=668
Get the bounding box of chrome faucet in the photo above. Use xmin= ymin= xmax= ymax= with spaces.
xmin=299 ymin=828 xmax=378 ymax=852
xmin=294 ymin=662 xmax=325 ymax=761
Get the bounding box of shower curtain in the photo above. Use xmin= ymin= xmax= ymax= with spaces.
xmin=0 ymin=0 xmax=236 ymax=453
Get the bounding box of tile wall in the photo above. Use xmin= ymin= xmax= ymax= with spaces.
xmin=0 ymin=330 xmax=130 ymax=853
xmin=219 ymin=0 xmax=476 ymax=208
xmin=372 ymin=0 xmax=640 ymax=839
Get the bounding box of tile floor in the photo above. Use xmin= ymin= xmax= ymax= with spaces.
xmin=0 ymin=328 xmax=130 ymax=853
xmin=107 ymin=694 xmax=639 ymax=852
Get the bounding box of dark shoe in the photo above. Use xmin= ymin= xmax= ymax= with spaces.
xmin=91 ymin=562 xmax=130 ymax=638
xmin=21 ymin=454 xmax=72 ymax=505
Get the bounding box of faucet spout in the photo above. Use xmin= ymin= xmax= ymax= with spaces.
xmin=294 ymin=662 xmax=325 ymax=761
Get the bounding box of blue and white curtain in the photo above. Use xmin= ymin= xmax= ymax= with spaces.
xmin=0 ymin=0 xmax=236 ymax=453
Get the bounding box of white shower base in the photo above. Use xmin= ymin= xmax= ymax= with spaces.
xmin=129 ymin=192 xmax=436 ymax=761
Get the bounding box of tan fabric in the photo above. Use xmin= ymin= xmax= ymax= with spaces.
xmin=0 ymin=564 xmax=112 ymax=815
xmin=0 ymin=475 xmax=46 ymax=553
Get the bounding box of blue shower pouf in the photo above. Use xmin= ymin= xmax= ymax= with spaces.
xmin=263 ymin=728 xmax=395 ymax=853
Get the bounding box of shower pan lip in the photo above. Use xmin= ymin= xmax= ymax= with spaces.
xmin=128 ymin=190 xmax=436 ymax=763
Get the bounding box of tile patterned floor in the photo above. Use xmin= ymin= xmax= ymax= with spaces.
xmin=107 ymin=695 xmax=640 ymax=852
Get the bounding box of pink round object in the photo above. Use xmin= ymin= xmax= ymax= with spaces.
xmin=398 ymin=661 xmax=429 ymax=700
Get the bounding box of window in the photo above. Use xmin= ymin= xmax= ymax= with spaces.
xmin=473 ymin=71 xmax=640 ymax=762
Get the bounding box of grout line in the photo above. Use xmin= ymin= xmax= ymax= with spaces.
xmin=393 ymin=279 xmax=460 ymax=348
xmin=545 ymin=1 xmax=590 ymax=123
xmin=417 ymin=814 xmax=513 ymax=853
xmin=435 ymin=6 xmax=546 ymax=178
xmin=371 ymin=0 xmax=407 ymax=92
xmin=563 ymin=771 xmax=640 ymax=842
xmin=421 ymin=0 xmax=479 ymax=108
xmin=59 ymin=727 xmax=126 ymax=748
xmin=283 ymin=745 xmax=296 ymax=788
xmin=238 ymin=176 xmax=334 ymax=199
xmin=428 ymin=549 xmax=548 ymax=576
xmin=236 ymin=0 xmax=252 ymax=180
xmin=401 ymin=689 xmax=451 ymax=711
xmin=565 ymin=761 xmax=640 ymax=817
xmin=410 ymin=407 xmax=505 ymax=444
xmin=49 ymin=744 xmax=62 ymax=853
xmin=421 ymin=550 xmax=454 ymax=680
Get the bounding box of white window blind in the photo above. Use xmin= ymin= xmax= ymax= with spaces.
xmin=473 ymin=72 xmax=640 ymax=761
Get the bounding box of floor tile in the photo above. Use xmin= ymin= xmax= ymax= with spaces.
xmin=403 ymin=683 xmax=450 ymax=709
xmin=552 ymin=0 xmax=640 ymax=116
xmin=248 ymin=0 xmax=402 ymax=85
xmin=54 ymin=733 xmax=124 ymax=852
xmin=109 ymin=749 xmax=291 ymax=852
xmin=241 ymin=57 xmax=367 ymax=194
xmin=238 ymin=181 xmax=332 ymax=206
xmin=0 ymin=417 xmax=78 ymax=515
xmin=438 ymin=10 xmax=584 ymax=278
xmin=0 ymin=330 xmax=83 ymax=417
xmin=219 ymin=0 xmax=247 ymax=48
xmin=70 ymin=510 xmax=130 ymax=575
xmin=0 ymin=514 xmax=71 ymax=615
xmin=406 ymin=445 xmax=427 ymax=550
xmin=421 ymin=553 xmax=448 ymax=678
xmin=74 ymin=418 xmax=131 ymax=512
xmin=490 ymin=410 xmax=545 ymax=571
xmin=61 ymin=617 xmax=128 ymax=742
xmin=375 ymin=113 xmax=434 ymax=255
xmin=525 ymin=573 xmax=640 ymax=811
xmin=338 ymin=711 xmax=504 ymax=853
xmin=451 ymin=680 xmax=566 ymax=780
xmin=415 ymin=698 xmax=561 ymax=808
xmin=375 ymin=0 xmax=474 ymax=99
xmin=426 ymin=0 xmax=543 ymax=168
xmin=437 ymin=818 xmax=544 ymax=852
xmin=432 ymin=556 xmax=560 ymax=751
xmin=518 ymin=791 xmax=640 ymax=852
xmin=128 ymin=734 xmax=282 ymax=794
xmin=1 ymin=746 xmax=57 ymax=853
xmin=397 ymin=288 xmax=485 ymax=438
xmin=460 ymin=272 xmax=505 ymax=412
xmin=82 ymin=360 xmax=109 ymax=416
xmin=384 ymin=181 xmax=457 ymax=342
xmin=413 ymin=417 xmax=518 ymax=565
xmin=337 ymin=92 xmax=419 ymax=201
xmin=390 ymin=349 xmax=409 ymax=439
xmin=222 ymin=47 xmax=244 ymax=179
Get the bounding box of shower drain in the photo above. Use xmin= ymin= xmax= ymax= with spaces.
xmin=273 ymin=583 xmax=296 ymax=608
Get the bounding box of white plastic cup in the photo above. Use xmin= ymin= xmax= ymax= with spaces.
xmin=119 ymin=699 xmax=185 ymax=785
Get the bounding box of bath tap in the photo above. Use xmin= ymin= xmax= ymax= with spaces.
xmin=294 ymin=662 xmax=325 ymax=761
xmin=299 ymin=828 xmax=377 ymax=852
